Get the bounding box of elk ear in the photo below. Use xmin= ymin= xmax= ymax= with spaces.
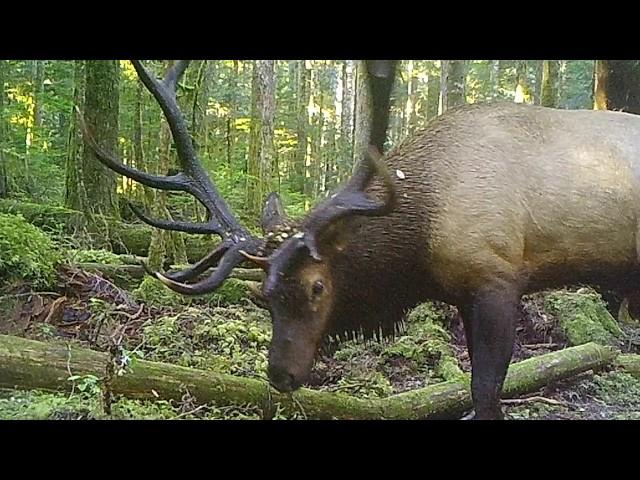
xmin=260 ymin=192 xmax=288 ymax=234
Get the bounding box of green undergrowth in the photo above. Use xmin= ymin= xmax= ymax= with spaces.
xmin=0 ymin=389 xmax=269 ymax=420
xmin=0 ymin=213 xmax=62 ymax=288
xmin=324 ymin=302 xmax=464 ymax=397
xmin=137 ymin=305 xmax=272 ymax=377
xmin=66 ymin=248 xmax=126 ymax=265
xmin=133 ymin=276 xmax=252 ymax=308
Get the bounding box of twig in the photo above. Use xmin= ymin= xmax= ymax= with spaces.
xmin=0 ymin=292 xmax=61 ymax=300
xmin=502 ymin=396 xmax=564 ymax=406
xmin=173 ymin=405 xmax=208 ymax=419
xmin=523 ymin=343 xmax=560 ymax=350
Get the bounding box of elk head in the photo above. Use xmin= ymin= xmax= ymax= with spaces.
xmin=79 ymin=60 xmax=396 ymax=393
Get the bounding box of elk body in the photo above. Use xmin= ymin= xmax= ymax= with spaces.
xmin=81 ymin=60 xmax=640 ymax=420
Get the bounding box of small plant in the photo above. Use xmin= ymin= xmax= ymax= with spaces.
xmin=66 ymin=248 xmax=125 ymax=265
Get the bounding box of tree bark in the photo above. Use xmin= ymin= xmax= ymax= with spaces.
xmin=353 ymin=61 xmax=371 ymax=168
xmin=0 ymin=60 xmax=7 ymax=198
xmin=64 ymin=61 xmax=86 ymax=212
xmin=247 ymin=60 xmax=277 ymax=215
xmin=540 ymin=60 xmax=559 ymax=108
xmin=293 ymin=60 xmax=310 ymax=194
xmin=339 ymin=60 xmax=355 ymax=178
xmin=81 ymin=60 xmax=120 ymax=217
xmin=446 ymin=60 xmax=467 ymax=109
xmin=0 ymin=335 xmax=617 ymax=420
xmin=593 ymin=60 xmax=640 ymax=113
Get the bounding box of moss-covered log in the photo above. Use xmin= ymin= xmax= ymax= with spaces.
xmin=0 ymin=199 xmax=216 ymax=260
xmin=0 ymin=335 xmax=617 ymax=419
xmin=614 ymin=354 xmax=640 ymax=379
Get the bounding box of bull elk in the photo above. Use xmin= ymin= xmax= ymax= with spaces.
xmin=80 ymin=60 xmax=640 ymax=420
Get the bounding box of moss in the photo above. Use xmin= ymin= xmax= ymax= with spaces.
xmin=330 ymin=368 xmax=393 ymax=398
xmin=0 ymin=198 xmax=84 ymax=234
xmin=66 ymin=248 xmax=125 ymax=265
xmin=139 ymin=306 xmax=272 ymax=377
xmin=0 ymin=213 xmax=61 ymax=288
xmin=0 ymin=388 xmax=263 ymax=420
xmin=544 ymin=288 xmax=623 ymax=346
xmin=381 ymin=302 xmax=464 ymax=382
xmin=133 ymin=276 xmax=253 ymax=308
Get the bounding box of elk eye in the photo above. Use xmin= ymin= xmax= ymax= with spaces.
xmin=312 ymin=280 xmax=324 ymax=296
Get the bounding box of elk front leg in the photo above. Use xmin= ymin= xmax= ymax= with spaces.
xmin=467 ymin=280 xmax=519 ymax=420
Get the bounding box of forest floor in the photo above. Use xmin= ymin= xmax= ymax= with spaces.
xmin=1 ymin=254 xmax=640 ymax=420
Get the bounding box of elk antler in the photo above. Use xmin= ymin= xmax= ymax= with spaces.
xmin=78 ymin=60 xmax=264 ymax=295
xmin=300 ymin=145 xmax=397 ymax=261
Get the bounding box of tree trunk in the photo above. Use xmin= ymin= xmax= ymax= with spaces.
xmin=540 ymin=60 xmax=559 ymax=108
xmin=247 ymin=60 xmax=277 ymax=216
xmin=0 ymin=335 xmax=617 ymax=420
xmin=226 ymin=60 xmax=239 ymax=167
xmin=405 ymin=60 xmax=419 ymax=137
xmin=339 ymin=60 xmax=355 ymax=180
xmin=446 ymin=60 xmax=467 ymax=109
xmin=593 ymin=60 xmax=640 ymax=113
xmin=0 ymin=60 xmax=7 ymax=198
xmin=489 ymin=60 xmax=500 ymax=100
xmin=81 ymin=60 xmax=120 ymax=218
xmin=32 ymin=60 xmax=45 ymax=131
xmin=353 ymin=60 xmax=371 ymax=168
xmin=65 ymin=61 xmax=86 ymax=212
xmin=534 ymin=60 xmax=543 ymax=104
xmin=293 ymin=60 xmax=310 ymax=194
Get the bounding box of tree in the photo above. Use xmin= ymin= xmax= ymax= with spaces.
xmin=293 ymin=60 xmax=310 ymax=194
xmin=247 ymin=60 xmax=277 ymax=216
xmin=0 ymin=60 xmax=7 ymax=198
xmin=353 ymin=61 xmax=371 ymax=167
xmin=593 ymin=60 xmax=640 ymax=113
xmin=78 ymin=60 xmax=120 ymax=217
xmin=514 ymin=61 xmax=533 ymax=104
xmin=64 ymin=61 xmax=86 ymax=211
xmin=339 ymin=60 xmax=355 ymax=179
xmin=439 ymin=60 xmax=467 ymax=114
xmin=540 ymin=60 xmax=559 ymax=108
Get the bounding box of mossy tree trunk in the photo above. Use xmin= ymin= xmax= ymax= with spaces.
xmin=0 ymin=60 xmax=7 ymax=198
xmin=446 ymin=60 xmax=467 ymax=110
xmin=540 ymin=60 xmax=559 ymax=108
xmin=80 ymin=60 xmax=120 ymax=218
xmin=64 ymin=60 xmax=86 ymax=213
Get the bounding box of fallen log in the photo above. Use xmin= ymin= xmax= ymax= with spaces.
xmin=0 ymin=335 xmax=617 ymax=419
xmin=614 ymin=354 xmax=640 ymax=379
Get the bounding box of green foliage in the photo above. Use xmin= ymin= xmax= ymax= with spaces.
xmin=66 ymin=248 xmax=124 ymax=265
xmin=589 ymin=371 xmax=640 ymax=408
xmin=544 ymin=289 xmax=623 ymax=346
xmin=0 ymin=213 xmax=60 ymax=287
xmin=140 ymin=306 xmax=272 ymax=377
xmin=132 ymin=276 xmax=252 ymax=308
xmin=382 ymin=303 xmax=465 ymax=382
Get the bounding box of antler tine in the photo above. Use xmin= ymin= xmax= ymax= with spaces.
xmin=155 ymin=242 xmax=256 ymax=295
xmin=126 ymin=201 xmax=222 ymax=235
xmin=160 ymin=240 xmax=232 ymax=283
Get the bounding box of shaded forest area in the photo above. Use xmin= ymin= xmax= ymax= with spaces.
xmin=2 ymin=60 xmax=640 ymax=420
